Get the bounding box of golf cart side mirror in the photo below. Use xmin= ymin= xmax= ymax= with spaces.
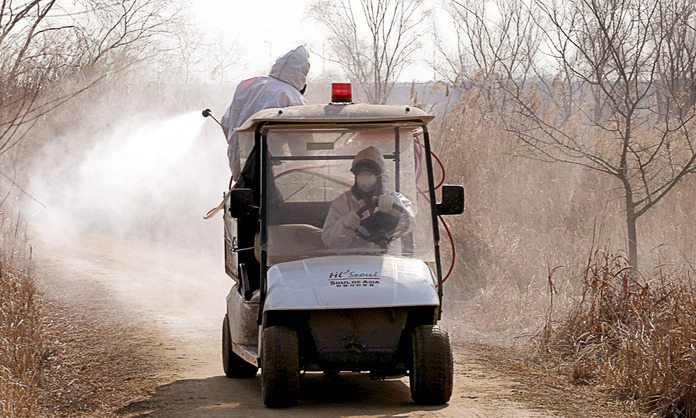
xmin=229 ymin=188 xmax=255 ymax=218
xmin=437 ymin=185 xmax=465 ymax=215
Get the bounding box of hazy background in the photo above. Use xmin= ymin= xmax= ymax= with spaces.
xmin=4 ymin=0 xmax=696 ymax=346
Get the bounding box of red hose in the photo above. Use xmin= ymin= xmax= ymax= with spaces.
xmin=432 ymin=149 xmax=446 ymax=190
xmin=413 ymin=139 xmax=456 ymax=286
xmin=439 ymin=214 xmax=456 ymax=284
xmin=429 ymin=150 xmax=455 ymax=285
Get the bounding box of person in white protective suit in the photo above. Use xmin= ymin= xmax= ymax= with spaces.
xmin=322 ymin=146 xmax=415 ymax=250
xmin=221 ymin=45 xmax=310 ymax=179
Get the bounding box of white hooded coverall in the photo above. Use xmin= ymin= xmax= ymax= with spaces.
xmin=322 ymin=147 xmax=415 ymax=251
xmin=221 ymin=45 xmax=310 ymax=179
xmin=321 ymin=190 xmax=414 ymax=250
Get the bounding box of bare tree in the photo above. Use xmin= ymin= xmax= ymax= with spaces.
xmin=436 ymin=0 xmax=541 ymax=93
xmin=151 ymin=25 xmax=241 ymax=85
xmin=494 ymin=0 xmax=696 ymax=269
xmin=0 ymin=0 xmax=178 ymax=204
xmin=431 ymin=0 xmax=547 ymax=130
xmin=310 ymin=0 xmax=427 ymax=104
xmin=0 ymin=0 xmax=177 ymax=160
xmin=207 ymin=38 xmax=239 ymax=85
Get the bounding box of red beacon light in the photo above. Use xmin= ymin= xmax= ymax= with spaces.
xmin=331 ymin=82 xmax=352 ymax=103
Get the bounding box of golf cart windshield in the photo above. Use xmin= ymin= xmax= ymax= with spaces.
xmin=262 ymin=124 xmax=435 ymax=264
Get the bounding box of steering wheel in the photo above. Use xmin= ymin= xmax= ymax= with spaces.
xmin=355 ymin=197 xmax=408 ymax=250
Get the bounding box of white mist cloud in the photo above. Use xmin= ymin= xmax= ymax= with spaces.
xmin=26 ymin=111 xmax=230 ymax=256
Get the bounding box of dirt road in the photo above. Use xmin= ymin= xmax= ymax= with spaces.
xmin=35 ymin=235 xmax=558 ymax=417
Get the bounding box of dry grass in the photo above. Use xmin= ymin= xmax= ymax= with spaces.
xmin=539 ymin=252 xmax=696 ymax=417
xmin=0 ymin=212 xmax=163 ymax=417
xmin=434 ymin=93 xmax=598 ymax=344
xmin=455 ymin=341 xmax=642 ymax=417
xmin=431 ymin=89 xmax=696 ymax=415
xmin=0 ymin=214 xmax=42 ymax=417
xmin=34 ymin=301 xmax=165 ymax=417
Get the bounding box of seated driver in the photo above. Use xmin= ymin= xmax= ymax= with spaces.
xmin=322 ymin=146 xmax=415 ymax=250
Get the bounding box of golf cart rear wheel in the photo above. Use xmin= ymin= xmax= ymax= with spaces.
xmin=410 ymin=325 xmax=454 ymax=405
xmin=222 ymin=315 xmax=258 ymax=378
xmin=262 ymin=326 xmax=300 ymax=408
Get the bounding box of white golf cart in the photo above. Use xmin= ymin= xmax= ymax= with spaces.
xmin=220 ymin=85 xmax=464 ymax=408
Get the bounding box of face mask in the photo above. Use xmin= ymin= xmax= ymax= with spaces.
xmin=356 ymin=173 xmax=378 ymax=192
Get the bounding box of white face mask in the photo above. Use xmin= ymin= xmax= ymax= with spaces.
xmin=356 ymin=173 xmax=378 ymax=192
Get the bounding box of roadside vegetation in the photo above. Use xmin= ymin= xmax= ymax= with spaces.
xmin=395 ymin=1 xmax=696 ymax=414
xmin=540 ymin=252 xmax=695 ymax=416
xmin=0 ymin=212 xmax=162 ymax=417
xmin=0 ymin=216 xmax=42 ymax=416
xmin=0 ymin=2 xmax=176 ymax=413
xmin=433 ymin=78 xmax=696 ymax=417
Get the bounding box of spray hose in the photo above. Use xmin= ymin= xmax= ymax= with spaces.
xmin=203 ymin=193 xmax=230 ymax=219
xmin=432 ymin=150 xmax=456 ymax=285
xmin=203 ymin=176 xmax=235 ymax=220
xmin=414 ymin=137 xmax=456 ymax=286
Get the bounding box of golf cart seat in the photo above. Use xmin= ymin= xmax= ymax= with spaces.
xmin=254 ymin=224 xmax=325 ymax=265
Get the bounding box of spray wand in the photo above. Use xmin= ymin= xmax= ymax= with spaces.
xmin=201 ymin=108 xmax=234 ymax=219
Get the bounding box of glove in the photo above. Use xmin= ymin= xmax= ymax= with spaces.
xmin=378 ymin=194 xmax=399 ymax=213
xmin=342 ymin=211 xmax=361 ymax=230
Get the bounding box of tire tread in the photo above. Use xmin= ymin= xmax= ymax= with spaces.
xmin=410 ymin=325 xmax=454 ymax=405
xmin=262 ymin=326 xmax=299 ymax=408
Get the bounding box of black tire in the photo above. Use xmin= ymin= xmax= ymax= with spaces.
xmin=261 ymin=326 xmax=300 ymax=408
xmin=409 ymin=325 xmax=454 ymax=405
xmin=222 ymin=314 xmax=258 ymax=378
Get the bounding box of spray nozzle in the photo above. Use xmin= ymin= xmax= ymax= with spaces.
xmin=201 ymin=108 xmax=224 ymax=130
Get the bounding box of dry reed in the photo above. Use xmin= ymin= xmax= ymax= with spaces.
xmin=0 ymin=213 xmax=43 ymax=417
xmin=0 ymin=210 xmax=162 ymax=417
xmin=540 ymin=251 xmax=696 ymax=417
xmin=429 ymin=86 xmax=696 ymax=415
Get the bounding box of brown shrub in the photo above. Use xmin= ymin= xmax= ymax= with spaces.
xmin=429 ymin=91 xmax=696 ymax=413
xmin=0 ymin=214 xmax=43 ymax=417
xmin=541 ymin=251 xmax=696 ymax=417
xmin=0 ymin=211 xmax=162 ymax=416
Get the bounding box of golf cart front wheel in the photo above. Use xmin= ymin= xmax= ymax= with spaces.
xmin=262 ymin=326 xmax=300 ymax=408
xmin=410 ymin=325 xmax=454 ymax=405
xmin=222 ymin=315 xmax=258 ymax=378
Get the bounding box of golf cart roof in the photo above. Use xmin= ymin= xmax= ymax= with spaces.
xmin=236 ymin=103 xmax=434 ymax=132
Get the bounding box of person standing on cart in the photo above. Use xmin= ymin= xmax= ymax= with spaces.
xmin=221 ymin=45 xmax=310 ymax=180
xmin=221 ymin=46 xmax=309 ymax=294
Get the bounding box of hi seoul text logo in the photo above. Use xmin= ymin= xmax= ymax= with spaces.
xmin=328 ymin=269 xmax=379 ymax=279
xmin=327 ymin=269 xmax=381 ymax=288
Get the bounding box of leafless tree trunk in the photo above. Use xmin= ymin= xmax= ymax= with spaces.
xmin=310 ymin=0 xmax=427 ymax=104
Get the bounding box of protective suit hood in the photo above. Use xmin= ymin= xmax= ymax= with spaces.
xmin=350 ymin=146 xmax=389 ymax=198
xmin=269 ymin=45 xmax=310 ymax=91
xmin=351 ymin=146 xmax=385 ymax=175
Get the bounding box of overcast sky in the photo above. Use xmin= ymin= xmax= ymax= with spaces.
xmin=188 ymin=0 xmax=448 ymax=83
